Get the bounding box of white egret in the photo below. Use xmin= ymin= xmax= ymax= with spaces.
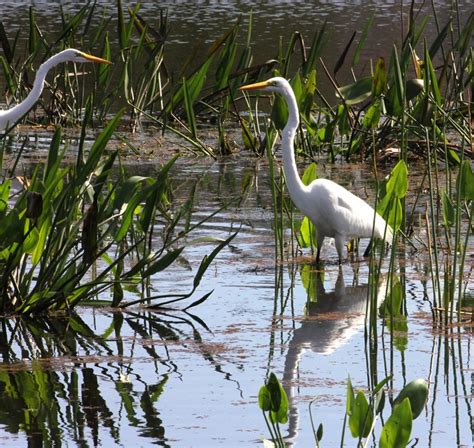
xmin=0 ymin=49 xmax=111 ymax=132
xmin=240 ymin=77 xmax=393 ymax=263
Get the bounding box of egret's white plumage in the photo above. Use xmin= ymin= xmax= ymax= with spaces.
xmin=0 ymin=49 xmax=111 ymax=132
xmin=240 ymin=77 xmax=393 ymax=263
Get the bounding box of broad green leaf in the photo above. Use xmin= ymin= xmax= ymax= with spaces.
xmin=442 ymin=191 xmax=455 ymax=228
xmin=393 ymin=379 xmax=429 ymax=420
xmin=457 ymin=161 xmax=474 ymax=200
xmin=266 ymin=373 xmax=288 ymax=424
xmin=258 ymin=385 xmax=272 ymax=411
xmin=338 ymin=77 xmax=372 ymax=105
xmin=302 ymin=163 xmax=318 ymax=186
xmin=337 ymin=104 xmax=351 ymax=135
xmin=386 ymin=160 xmax=408 ymax=199
xmin=406 ymin=78 xmax=424 ymax=101
xmin=349 ymin=390 xmax=373 ymax=438
xmin=363 ymin=101 xmax=381 ymax=129
xmin=372 ymin=57 xmax=387 ymax=96
xmin=271 ymin=93 xmax=288 ymax=131
xmin=379 ymin=398 xmax=412 ymax=448
xmin=298 ymin=216 xmax=317 ymax=249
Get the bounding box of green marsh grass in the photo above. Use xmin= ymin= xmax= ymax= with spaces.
xmin=0 ymin=110 xmax=236 ymax=314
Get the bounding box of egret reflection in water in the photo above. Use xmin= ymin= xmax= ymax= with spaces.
xmin=283 ymin=265 xmax=386 ymax=444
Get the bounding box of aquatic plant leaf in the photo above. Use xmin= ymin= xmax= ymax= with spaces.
xmin=386 ymin=160 xmax=408 ymax=199
xmin=258 ymin=385 xmax=272 ymax=411
xmin=32 ymin=215 xmax=51 ymax=266
xmin=302 ymin=163 xmax=318 ymax=186
xmin=271 ymin=92 xmax=288 ymax=131
xmin=393 ymin=379 xmax=428 ymax=420
xmin=375 ymin=389 xmax=386 ymax=415
xmin=334 ymin=31 xmax=356 ymax=77
xmin=379 ymin=397 xmax=412 ymax=448
xmin=183 ymin=290 xmax=214 ymax=310
xmin=338 ymin=77 xmax=372 ymax=105
xmin=53 ymin=2 xmax=90 ymax=45
xmin=267 ymin=373 xmax=288 ymax=424
xmin=142 ymin=248 xmax=184 ymax=278
xmin=457 ymin=161 xmax=474 ymax=200
xmin=337 ymin=104 xmax=351 ymax=135
xmin=28 ymin=7 xmax=37 ymax=55
xmin=372 ymin=57 xmax=387 ymax=97
xmin=316 ymin=423 xmax=323 ymax=442
xmin=301 ymin=70 xmax=317 ymax=118
xmin=303 ymin=21 xmax=328 ymax=76
xmin=0 ymin=179 xmax=11 ymax=214
xmin=442 ymin=191 xmax=455 ymax=228
xmin=99 ymin=32 xmax=111 ymax=87
xmin=346 ymin=376 xmax=354 ymax=416
xmin=387 ymin=46 xmax=405 ymax=117
xmin=405 ymin=78 xmax=424 ymax=101
xmin=373 ymin=376 xmax=393 ymax=395
xmin=349 ymin=390 xmax=373 ymax=438
xmin=423 ymin=46 xmax=442 ymax=106
xmin=363 ymin=101 xmax=381 ymax=129
xmin=183 ymin=77 xmax=198 ymax=139
xmin=193 ymin=231 xmax=238 ymax=290
xmin=78 ymin=110 xmax=124 ymax=185
xmin=0 ymin=56 xmax=15 ymax=97
xmin=298 ymin=216 xmax=317 ymax=249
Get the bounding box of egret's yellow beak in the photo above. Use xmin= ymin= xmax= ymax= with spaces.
xmin=79 ymin=52 xmax=112 ymax=65
xmin=239 ymin=80 xmax=271 ymax=91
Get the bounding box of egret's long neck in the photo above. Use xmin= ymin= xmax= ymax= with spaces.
xmin=280 ymin=88 xmax=306 ymax=209
xmin=1 ymin=56 xmax=60 ymax=127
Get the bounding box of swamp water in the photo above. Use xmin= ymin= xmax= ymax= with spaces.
xmin=0 ymin=1 xmax=472 ymax=446
xmin=0 ymin=145 xmax=472 ymax=447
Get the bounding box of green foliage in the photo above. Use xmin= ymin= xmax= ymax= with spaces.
xmin=379 ymin=398 xmax=413 ymax=448
xmin=297 ymin=163 xmax=318 ymax=250
xmin=393 ymin=379 xmax=429 ymax=420
xmin=377 ymin=160 xmax=408 ymax=231
xmin=0 ymin=113 xmax=234 ymax=314
xmin=379 ymin=275 xmax=408 ymax=351
xmin=349 ymin=390 xmax=373 ymax=438
xmin=258 ymin=373 xmax=289 ymax=447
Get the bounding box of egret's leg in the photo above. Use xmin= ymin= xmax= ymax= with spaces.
xmin=334 ymin=235 xmax=345 ymax=265
xmin=316 ymin=232 xmax=324 ymax=263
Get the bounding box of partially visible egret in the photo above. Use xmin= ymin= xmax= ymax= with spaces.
xmin=0 ymin=49 xmax=111 ymax=132
xmin=239 ymin=77 xmax=393 ymax=263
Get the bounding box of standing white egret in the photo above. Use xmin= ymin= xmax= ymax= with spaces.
xmin=0 ymin=49 xmax=111 ymax=132
xmin=239 ymin=77 xmax=393 ymax=263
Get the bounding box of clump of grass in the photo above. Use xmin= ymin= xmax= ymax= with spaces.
xmin=0 ymin=108 xmax=236 ymax=314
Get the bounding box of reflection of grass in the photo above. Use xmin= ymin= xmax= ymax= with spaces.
xmin=0 ymin=311 xmax=212 ymax=446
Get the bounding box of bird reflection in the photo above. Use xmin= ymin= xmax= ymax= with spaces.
xmin=283 ymin=265 xmax=385 ymax=445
